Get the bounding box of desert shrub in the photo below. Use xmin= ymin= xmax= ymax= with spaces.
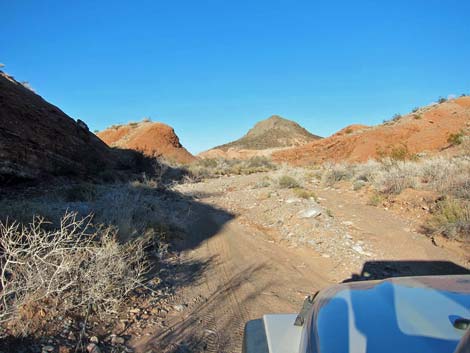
xmin=392 ymin=113 xmax=402 ymax=121
xmin=293 ymin=188 xmax=317 ymax=200
xmin=63 ymin=183 xmax=98 ymax=202
xmin=374 ymin=161 xmax=418 ymax=194
xmin=368 ymin=192 xmax=383 ymax=206
xmin=129 ymin=122 xmax=138 ymax=128
xmin=0 ymin=212 xmax=149 ymax=334
xmin=142 ymin=117 xmax=152 ymax=122
xmin=253 ymin=176 xmax=271 ymax=188
xmin=413 ymin=114 xmax=422 ymax=120
xmin=322 ymin=163 xmax=353 ymax=186
xmin=345 ymin=127 xmax=353 ymax=134
xmin=438 ymin=97 xmax=447 ymax=104
xmin=448 ymin=130 xmax=465 ymax=146
xmin=353 ymin=180 xmax=367 ymax=190
xmin=389 ymin=145 xmax=411 ymax=161
xmin=278 ymin=175 xmax=300 ymax=189
xmin=384 ymin=114 xmax=402 ymax=124
xmin=420 ymin=157 xmax=470 ymax=199
xmin=430 ymin=198 xmax=470 ymax=240
xmin=187 ymin=157 xmax=277 ymax=179
xmin=245 ymin=156 xmax=276 ymax=171
xmin=412 ymin=107 xmax=420 ymax=113
xmin=353 ymin=160 xmax=382 ymax=182
xmin=377 ymin=144 xmax=412 ymax=161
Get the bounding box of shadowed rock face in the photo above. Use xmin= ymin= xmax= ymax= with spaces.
xmin=0 ymin=71 xmax=115 ymax=183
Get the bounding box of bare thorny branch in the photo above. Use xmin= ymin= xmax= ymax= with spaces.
xmin=0 ymin=211 xmax=151 ymax=335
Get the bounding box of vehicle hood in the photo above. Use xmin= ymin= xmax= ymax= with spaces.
xmin=307 ymin=275 xmax=470 ymax=353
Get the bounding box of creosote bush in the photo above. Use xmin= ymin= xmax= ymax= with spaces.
xmin=0 ymin=212 xmax=149 ymax=335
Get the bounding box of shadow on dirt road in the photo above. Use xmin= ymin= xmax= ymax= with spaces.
xmin=343 ymin=260 xmax=470 ymax=282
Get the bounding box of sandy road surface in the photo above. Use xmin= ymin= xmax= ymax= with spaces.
xmin=133 ymin=173 xmax=469 ymax=353
xmin=135 ymin=209 xmax=332 ymax=352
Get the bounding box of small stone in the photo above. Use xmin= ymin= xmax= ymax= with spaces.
xmin=298 ymin=207 xmax=322 ymax=218
xmin=90 ymin=336 xmax=99 ymax=344
xmin=42 ymin=346 xmax=54 ymax=353
xmin=111 ymin=335 xmax=125 ymax=345
xmin=86 ymin=343 xmax=102 ymax=353
xmin=173 ymin=304 xmax=185 ymax=312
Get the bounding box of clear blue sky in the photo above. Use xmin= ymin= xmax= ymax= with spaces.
xmin=1 ymin=0 xmax=469 ymax=153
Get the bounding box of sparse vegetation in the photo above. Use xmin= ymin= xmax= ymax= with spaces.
xmin=321 ymin=163 xmax=353 ymax=186
xmin=447 ymin=130 xmax=465 ymax=146
xmin=368 ymin=192 xmax=383 ymax=206
xmin=293 ymin=187 xmax=317 ymax=200
xmin=412 ymin=107 xmax=420 ymax=113
xmin=278 ymin=175 xmax=300 ymax=189
xmin=375 ymin=162 xmax=418 ymax=194
xmin=438 ymin=97 xmax=447 ymax=104
xmin=413 ymin=114 xmax=422 ymax=120
xmin=187 ymin=156 xmax=277 ymax=179
xmin=377 ymin=144 xmax=413 ymax=161
xmin=353 ymin=180 xmax=367 ymax=190
xmin=429 ymin=197 xmax=470 ymax=240
xmin=384 ymin=114 xmax=402 ymax=124
xmin=320 ymin=153 xmax=470 ymax=241
xmin=0 ymin=212 xmax=150 ymax=335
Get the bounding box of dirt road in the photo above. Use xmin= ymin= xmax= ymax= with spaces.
xmin=133 ymin=172 xmax=469 ymax=353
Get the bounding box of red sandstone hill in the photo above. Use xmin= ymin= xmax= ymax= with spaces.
xmin=273 ymin=97 xmax=470 ymax=165
xmin=97 ymin=121 xmax=195 ymax=164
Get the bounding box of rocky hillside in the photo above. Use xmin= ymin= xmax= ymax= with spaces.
xmin=97 ymin=121 xmax=195 ymax=164
xmin=0 ymin=71 xmax=117 ymax=184
xmin=273 ymin=97 xmax=470 ymax=165
xmin=200 ymin=115 xmax=321 ymax=159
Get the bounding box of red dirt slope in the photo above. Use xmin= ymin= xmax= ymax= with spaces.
xmin=98 ymin=121 xmax=195 ymax=164
xmin=273 ymin=97 xmax=470 ymax=165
